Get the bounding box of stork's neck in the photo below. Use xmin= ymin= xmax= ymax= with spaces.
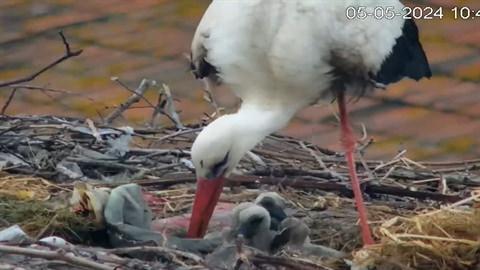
xmin=236 ymin=103 xmax=296 ymax=134
xmin=226 ymin=103 xmax=297 ymax=167
xmin=191 ymin=103 xmax=298 ymax=178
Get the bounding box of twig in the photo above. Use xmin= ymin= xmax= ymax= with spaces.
xmin=86 ymin=118 xmax=103 ymax=142
xmin=35 ymin=213 xmax=58 ymax=241
xmin=226 ymin=175 xmax=463 ymax=203
xmin=150 ymin=86 xmax=165 ymax=128
xmin=372 ymin=150 xmax=407 ymax=174
xmin=111 ymin=77 xmax=156 ymax=108
xmin=423 ymin=191 xmax=480 ymax=216
xmin=299 ymin=141 xmax=328 ymax=170
xmin=358 ymin=150 xmax=376 ymax=182
xmin=380 ymin=165 xmax=397 ymax=182
xmin=107 ymin=246 xmax=205 ymax=265
xmin=393 ymin=233 xmax=478 ymax=245
xmin=156 ymin=127 xmax=203 ymax=142
xmin=402 ymin=157 xmax=427 ymax=169
xmin=245 ymin=151 xmax=267 ymax=167
xmin=112 ymin=173 xmax=464 ymax=203
xmin=65 ymin=157 xmax=146 ymax=171
xmin=202 ymin=78 xmax=222 ymax=117
xmin=358 ymin=123 xmax=368 ymax=142
xmin=0 ymin=31 xmax=83 ymax=88
xmin=163 ymin=84 xmax=184 ymax=129
xmin=0 ymin=244 xmax=115 ymax=270
xmin=299 ymin=141 xmax=346 ymax=180
xmin=1 ymin=88 xmax=17 ymax=114
xmin=421 ymin=158 xmax=480 ymax=167
xmin=105 ymin=78 xmax=156 ymax=124
xmin=251 ymin=252 xmax=332 ymax=270
xmin=159 ymin=84 xmax=184 ymax=129
xmin=358 ymin=138 xmax=374 ymax=153
xmin=8 ymin=84 xmax=74 ymax=94
xmin=5 ymin=84 xmax=100 ymax=109
xmin=432 ymin=165 xmax=480 ymax=174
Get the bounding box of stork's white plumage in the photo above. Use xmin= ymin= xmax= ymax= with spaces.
xmin=187 ymin=0 xmax=431 ymax=246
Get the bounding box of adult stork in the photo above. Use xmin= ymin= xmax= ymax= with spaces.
xmin=187 ymin=0 xmax=431 ymax=246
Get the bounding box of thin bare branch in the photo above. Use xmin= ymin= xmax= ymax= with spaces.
xmin=105 ymin=78 xmax=156 ymax=124
xmin=0 ymin=31 xmax=83 ymax=88
xmin=1 ymin=88 xmax=17 ymax=115
xmin=0 ymin=244 xmax=114 ymax=270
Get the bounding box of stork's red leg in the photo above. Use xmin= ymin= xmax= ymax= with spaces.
xmin=337 ymin=91 xmax=374 ymax=246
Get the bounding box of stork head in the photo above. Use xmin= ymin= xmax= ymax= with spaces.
xmin=187 ymin=113 xmax=271 ymax=238
xmin=192 ymin=115 xmax=240 ymax=180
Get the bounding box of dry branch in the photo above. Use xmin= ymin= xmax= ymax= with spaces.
xmin=0 ymin=244 xmax=115 ymax=270
xmin=105 ymin=78 xmax=156 ymax=124
xmin=1 ymin=114 xmax=477 ymax=204
xmin=108 ymin=246 xmax=205 ymax=265
xmin=251 ymin=252 xmax=333 ymax=270
xmin=0 ymin=32 xmax=83 ymax=88
xmin=1 ymin=88 xmax=17 ymax=115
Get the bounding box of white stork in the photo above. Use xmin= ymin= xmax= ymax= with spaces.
xmin=186 ymin=0 xmax=431 ymax=246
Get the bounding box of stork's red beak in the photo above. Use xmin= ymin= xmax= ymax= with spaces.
xmin=187 ymin=177 xmax=225 ymax=238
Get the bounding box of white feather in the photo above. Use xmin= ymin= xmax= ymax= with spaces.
xmin=191 ymin=0 xmax=406 ymax=179
xmin=193 ymin=0 xmax=404 ymax=105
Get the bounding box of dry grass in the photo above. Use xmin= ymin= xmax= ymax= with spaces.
xmin=356 ymin=194 xmax=480 ymax=270
xmin=0 ymin=174 xmax=98 ymax=243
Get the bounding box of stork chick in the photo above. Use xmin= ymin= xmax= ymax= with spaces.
xmin=226 ymin=202 xmax=290 ymax=253
xmin=279 ymin=217 xmax=345 ymax=259
xmin=228 ymin=203 xmax=272 ymax=252
xmin=254 ymin=192 xmax=288 ymax=230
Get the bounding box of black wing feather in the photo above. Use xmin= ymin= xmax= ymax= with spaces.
xmin=374 ymin=19 xmax=432 ymax=85
xmin=190 ymin=50 xmax=220 ymax=83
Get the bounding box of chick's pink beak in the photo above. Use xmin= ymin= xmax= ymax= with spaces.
xmin=187 ymin=177 xmax=225 ymax=238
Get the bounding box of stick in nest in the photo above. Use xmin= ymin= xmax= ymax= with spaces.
xmin=105 ymin=78 xmax=156 ymax=124
xmin=106 ymin=246 xmax=205 ymax=266
xmin=150 ymin=84 xmax=185 ymax=129
xmin=299 ymin=141 xmax=346 ymax=181
xmin=0 ymin=244 xmax=114 ymax=270
xmin=202 ymin=78 xmax=223 ymax=118
xmin=1 ymin=88 xmax=18 ymax=115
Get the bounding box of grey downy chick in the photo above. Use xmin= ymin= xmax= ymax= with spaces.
xmin=206 ymin=203 xmax=291 ymax=269
xmin=227 ymin=202 xmax=272 ymax=252
xmin=226 ymin=202 xmax=291 ymax=253
xmin=279 ymin=217 xmax=345 ymax=259
xmin=172 ymin=192 xmax=289 ymax=255
xmin=254 ymin=192 xmax=288 ymax=230
xmin=104 ymin=183 xmax=222 ymax=255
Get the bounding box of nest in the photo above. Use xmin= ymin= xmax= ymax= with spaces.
xmin=1 ymin=115 xmax=480 ymax=269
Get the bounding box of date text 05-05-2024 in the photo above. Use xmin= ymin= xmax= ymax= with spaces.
xmin=346 ymin=6 xmax=480 ymax=20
